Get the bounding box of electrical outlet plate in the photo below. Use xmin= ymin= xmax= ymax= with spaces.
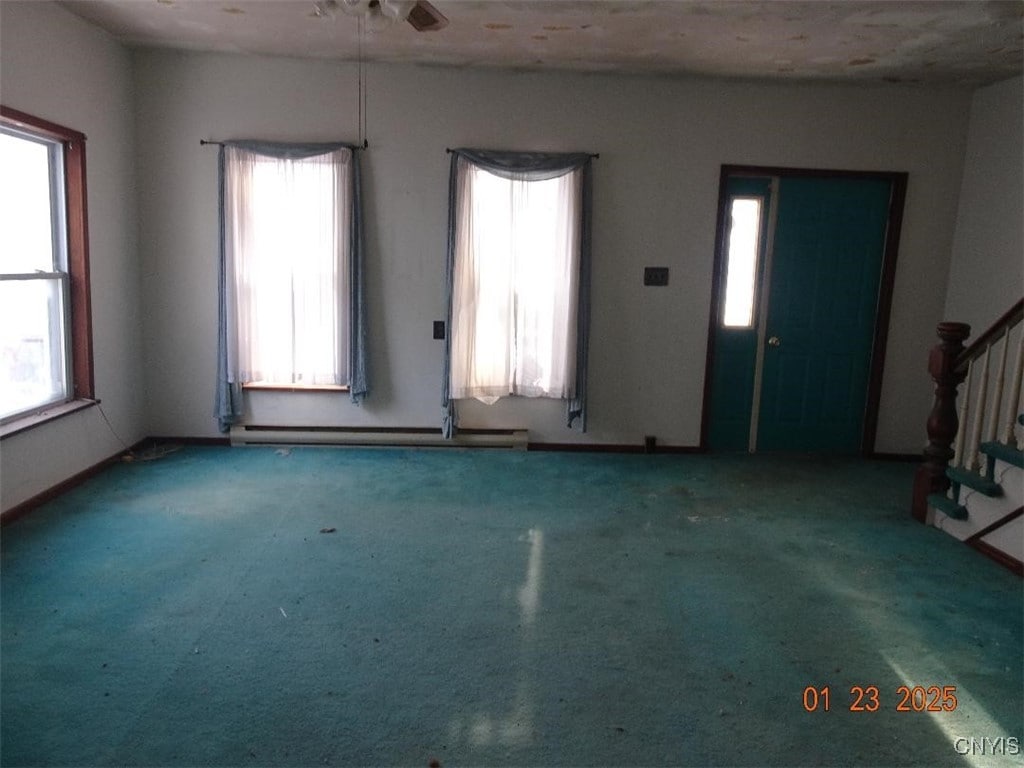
xmin=644 ymin=267 xmax=669 ymax=286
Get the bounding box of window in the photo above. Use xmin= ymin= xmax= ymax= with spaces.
xmin=721 ymin=196 xmax=763 ymax=328
xmin=448 ymin=158 xmax=582 ymax=403
xmin=216 ymin=141 xmax=367 ymax=432
xmin=223 ymin=145 xmax=351 ymax=387
xmin=0 ymin=107 xmax=92 ymax=425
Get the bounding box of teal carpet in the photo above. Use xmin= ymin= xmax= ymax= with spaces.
xmin=1 ymin=447 xmax=1021 ymax=767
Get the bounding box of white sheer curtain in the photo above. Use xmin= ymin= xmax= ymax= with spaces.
xmin=449 ymin=159 xmax=582 ymax=403
xmin=223 ymin=146 xmax=351 ymax=386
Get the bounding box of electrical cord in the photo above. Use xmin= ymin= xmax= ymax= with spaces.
xmin=84 ymin=398 xmax=182 ymax=462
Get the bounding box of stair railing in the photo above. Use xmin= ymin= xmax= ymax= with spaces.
xmin=912 ymin=299 xmax=1024 ymax=522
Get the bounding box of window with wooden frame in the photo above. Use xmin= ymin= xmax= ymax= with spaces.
xmin=0 ymin=106 xmax=92 ymax=428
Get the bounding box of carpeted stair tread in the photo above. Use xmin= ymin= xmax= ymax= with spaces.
xmin=927 ymin=492 xmax=968 ymax=520
xmin=981 ymin=440 xmax=1024 ymax=469
xmin=946 ymin=465 xmax=1003 ymax=497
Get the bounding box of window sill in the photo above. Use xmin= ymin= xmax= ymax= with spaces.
xmin=0 ymin=399 xmax=98 ymax=441
xmin=242 ymin=383 xmax=350 ymax=393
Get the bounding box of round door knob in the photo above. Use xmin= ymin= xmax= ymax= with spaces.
xmin=768 ymin=336 xmax=781 ymax=347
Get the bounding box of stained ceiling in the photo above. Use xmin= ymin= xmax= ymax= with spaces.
xmin=58 ymin=0 xmax=1024 ymax=86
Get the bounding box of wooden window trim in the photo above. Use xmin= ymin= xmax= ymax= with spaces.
xmin=1 ymin=105 xmax=94 ymax=409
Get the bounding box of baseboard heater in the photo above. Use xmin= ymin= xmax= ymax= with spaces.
xmin=229 ymin=424 xmax=528 ymax=450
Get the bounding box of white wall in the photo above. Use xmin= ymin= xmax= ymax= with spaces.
xmin=945 ymin=76 xmax=1024 ymax=336
xmin=134 ymin=49 xmax=973 ymax=453
xmin=0 ymin=2 xmax=144 ymax=511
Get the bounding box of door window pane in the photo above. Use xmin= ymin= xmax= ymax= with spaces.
xmin=722 ymin=197 xmax=763 ymax=328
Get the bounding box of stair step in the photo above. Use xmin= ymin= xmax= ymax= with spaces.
xmin=928 ymin=492 xmax=968 ymax=520
xmin=982 ymin=440 xmax=1024 ymax=469
xmin=946 ymin=466 xmax=1003 ymax=497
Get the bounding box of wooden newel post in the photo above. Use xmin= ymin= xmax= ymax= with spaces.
xmin=911 ymin=321 xmax=971 ymax=522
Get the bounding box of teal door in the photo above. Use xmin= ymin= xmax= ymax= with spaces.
xmin=707 ymin=173 xmax=894 ymax=453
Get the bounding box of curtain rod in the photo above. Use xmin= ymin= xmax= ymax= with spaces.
xmin=445 ymin=147 xmax=599 ymax=159
xmin=200 ymin=139 xmax=369 ymax=149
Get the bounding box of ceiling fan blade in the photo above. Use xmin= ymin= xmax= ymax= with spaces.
xmin=378 ymin=0 xmax=414 ymax=21
xmin=406 ymin=0 xmax=448 ymax=31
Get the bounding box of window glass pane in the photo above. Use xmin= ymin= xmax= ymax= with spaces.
xmin=450 ymin=163 xmax=579 ymax=401
xmin=0 ymin=131 xmax=61 ymax=273
xmin=0 ymin=278 xmax=68 ymax=419
xmin=722 ymin=197 xmax=762 ymax=328
xmin=227 ymin=148 xmax=348 ymax=386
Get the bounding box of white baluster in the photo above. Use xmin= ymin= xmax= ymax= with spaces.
xmin=1002 ymin=323 xmax=1023 ymax=445
xmin=987 ymin=327 xmax=1010 ymax=445
xmin=953 ymin=357 xmax=973 ymax=468
xmin=966 ymin=345 xmax=991 ymax=474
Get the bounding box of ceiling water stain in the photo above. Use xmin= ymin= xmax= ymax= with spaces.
xmin=50 ymin=0 xmax=1024 ymax=86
